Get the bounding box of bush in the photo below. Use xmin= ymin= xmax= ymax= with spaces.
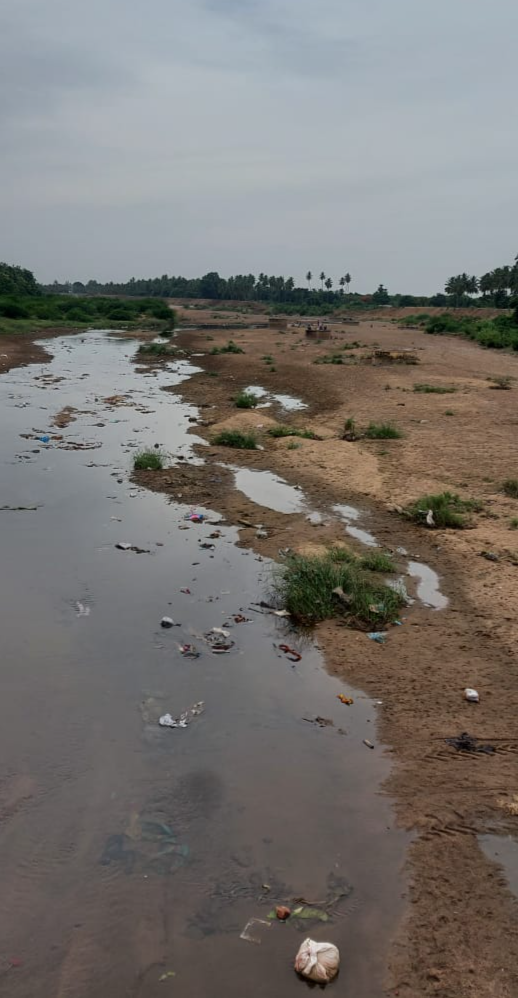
xmin=133 ymin=449 xmax=166 ymax=470
xmin=406 ymin=492 xmax=481 ymax=528
xmin=0 ymin=299 xmax=30 ymax=318
xmin=342 ymin=417 xmax=359 ymax=441
xmin=488 ymin=375 xmax=512 ymax=390
xmin=210 ymin=340 xmax=244 ymax=355
xmin=137 ymin=341 xmax=175 ymax=357
xmin=273 ymin=551 xmax=403 ymax=627
xmin=212 ymin=430 xmax=257 ymax=449
xmin=365 ymin=422 xmax=402 ymax=439
xmin=502 ymin=479 xmax=518 ymax=498
xmin=267 ymin=425 xmax=319 ymax=439
xmin=234 ymin=391 xmax=259 ymax=409
xmin=413 ymin=383 xmax=456 ymax=394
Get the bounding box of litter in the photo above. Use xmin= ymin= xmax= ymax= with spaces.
xmin=240 ymin=918 xmax=271 ymax=945
xmin=294 ymin=939 xmax=340 ymax=984
xmin=204 ymin=629 xmax=235 ymax=653
xmin=276 ymin=906 xmax=291 ymax=920
xmin=256 ymin=529 xmax=268 ymax=539
xmin=179 ymin=643 xmax=200 ymax=659
xmin=278 ymin=644 xmax=302 ymax=663
xmin=186 ymin=511 xmax=205 ymax=523
xmin=445 ymin=731 xmax=495 ymax=754
xmin=116 ymin=542 xmax=132 ymax=550
xmin=332 ymin=586 xmax=352 ymax=606
xmin=464 ymin=688 xmax=480 ymax=703
xmin=115 ymin=542 xmax=151 ymax=553
xmin=273 ymin=609 xmax=291 ymax=618
xmin=180 ymin=588 xmax=191 ymax=594
xmin=304 ymin=716 xmax=334 ymax=728
xmin=75 ymin=602 xmax=91 ymax=618
xmin=363 ymin=739 xmax=375 ymax=749
xmin=159 ymin=702 xmax=205 ymax=729
xmin=337 ymin=694 xmax=354 ymax=705
xmin=367 ymin=632 xmax=387 ymax=643
xmin=291 ymin=906 xmax=329 ymax=923
xmin=199 ymin=542 xmax=216 ymax=550
xmin=426 ymin=509 xmax=435 ymax=527
xmin=158 ymin=971 xmax=176 ymax=981
xmin=39 ymin=435 xmax=50 ymax=443
xmin=161 ymin=617 xmax=175 ymax=629
xmin=232 ymin=614 xmax=251 ymax=624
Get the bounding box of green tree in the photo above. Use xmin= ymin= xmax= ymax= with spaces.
xmin=372 ymin=284 xmax=390 ymax=304
xmin=339 ymin=277 xmax=345 ymax=295
xmin=345 ymin=272 xmax=351 ymax=293
xmin=319 ymin=271 xmax=326 ymax=291
xmin=325 ymin=277 xmax=333 ymax=292
xmin=306 ymin=271 xmax=312 ymax=292
xmin=445 ymin=273 xmax=478 ymax=306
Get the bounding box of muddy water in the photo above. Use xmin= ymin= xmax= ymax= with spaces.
xmin=0 ymin=333 xmax=407 ymax=998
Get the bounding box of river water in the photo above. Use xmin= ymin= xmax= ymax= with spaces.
xmin=0 ymin=332 xmax=407 ymax=998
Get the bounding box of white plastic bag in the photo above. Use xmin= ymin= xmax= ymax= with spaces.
xmin=294 ymin=938 xmax=340 ymax=984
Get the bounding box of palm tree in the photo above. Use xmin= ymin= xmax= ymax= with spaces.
xmin=344 ymin=272 xmax=351 ymax=293
xmin=325 ymin=278 xmax=333 ymax=292
xmin=306 ymin=271 xmax=312 ymax=292
xmin=320 ymin=271 xmax=326 ymax=291
xmin=339 ymin=277 xmax=345 ymax=295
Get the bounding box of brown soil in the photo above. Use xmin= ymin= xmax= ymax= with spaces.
xmin=134 ymin=314 xmax=518 ymax=997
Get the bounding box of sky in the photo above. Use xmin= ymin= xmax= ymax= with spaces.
xmin=1 ymin=0 xmax=517 ymax=293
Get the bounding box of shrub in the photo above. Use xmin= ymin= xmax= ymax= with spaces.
xmin=359 ymin=550 xmax=397 ymax=573
xmin=137 ymin=341 xmax=174 ymax=356
xmin=510 ymin=518 xmax=518 ymax=530
xmin=273 ymin=551 xmax=403 ymax=627
xmin=133 ymin=449 xmax=166 ymax=471
xmin=502 ymin=479 xmax=518 ymax=498
xmin=405 ymin=492 xmax=481 ymax=529
xmin=342 ymin=417 xmax=359 ymax=441
xmin=212 ymin=429 xmax=257 ymax=449
xmin=210 ymin=340 xmax=244 ymax=355
xmin=365 ymin=422 xmax=403 ymax=439
xmin=413 ymin=383 xmax=456 ymax=394
xmin=234 ymin=391 xmax=259 ymax=409
xmin=267 ymin=425 xmax=319 ymax=439
xmin=488 ymin=375 xmax=512 ymax=390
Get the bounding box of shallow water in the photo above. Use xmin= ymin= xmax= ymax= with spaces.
xmin=244 ymin=385 xmax=308 ymax=412
xmin=0 ymin=332 xmax=407 ymax=998
xmin=479 ymin=835 xmax=518 ymax=898
xmin=333 ymin=503 xmax=379 ymax=548
xmin=407 ymin=561 xmax=448 ymax=610
xmin=229 ymin=466 xmax=306 ymax=514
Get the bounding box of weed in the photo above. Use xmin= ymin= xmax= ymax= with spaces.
xmin=234 ymin=391 xmax=259 ymax=409
xmin=510 ymin=518 xmax=518 ymax=530
xmin=413 ymin=383 xmax=456 ymax=394
xmin=488 ymin=375 xmax=512 ymax=390
xmin=359 ymin=550 xmax=397 ymax=573
xmin=502 ymin=479 xmax=518 ymax=499
xmin=212 ymin=430 xmax=257 ymax=449
xmin=133 ymin=449 xmax=166 ymax=471
xmin=210 ymin=340 xmax=245 ymax=355
xmin=287 ymin=441 xmax=301 ymax=450
xmin=405 ymin=492 xmax=481 ymax=529
xmin=273 ymin=551 xmax=403 ymax=627
xmin=269 ymin=366 xmax=277 ymax=372
xmin=208 ymin=371 xmax=219 ymax=378
xmin=444 ymin=410 xmax=455 ymax=416
xmin=365 ymin=422 xmax=403 ymax=440
xmin=137 ymin=342 xmax=175 ymax=357
xmin=342 ymin=417 xmax=359 ymax=441
xmin=262 ymin=355 xmax=274 ymax=363
xmin=206 ymin=335 xmax=215 ymax=341
xmin=267 ymin=425 xmax=319 ymax=440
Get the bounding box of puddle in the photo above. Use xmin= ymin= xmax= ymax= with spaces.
xmin=333 ymin=503 xmax=378 ymax=548
xmin=0 ymin=331 xmax=407 ymax=998
xmin=479 ymin=835 xmax=518 ymax=898
xmin=229 ymin=466 xmax=307 ymax=514
xmin=245 ymin=385 xmax=307 ymax=412
xmin=407 ymin=561 xmax=448 ymax=610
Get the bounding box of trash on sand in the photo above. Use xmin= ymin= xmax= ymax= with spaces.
xmin=480 ymin=550 xmax=499 ymax=562
xmin=273 ymin=609 xmax=291 ymax=618
xmin=240 ymin=918 xmax=271 ymax=944
xmin=363 ymin=739 xmax=375 ymax=749
xmin=425 ymin=509 xmax=435 ymax=527
xmin=256 ymin=528 xmax=268 ymax=539
xmin=276 ymin=906 xmax=291 ymax=920
xmin=332 ymin=586 xmax=352 ymax=606
xmin=199 ymin=542 xmax=216 ymax=550
xmin=294 ymin=939 xmax=340 ymax=984
xmin=39 ymin=435 xmax=50 ymax=443
xmin=159 ymin=702 xmax=205 ymax=729
xmin=158 ymin=971 xmax=176 ymax=982
xmin=464 ymin=688 xmax=480 ymax=703
xmin=232 ymin=614 xmax=251 ymax=624
xmin=161 ymin=617 xmax=175 ymax=628
xmin=367 ymin=632 xmax=387 ymax=643
xmin=337 ymin=694 xmax=354 ymax=706
xmin=186 ymin=511 xmax=205 ymax=523
xmin=278 ymin=644 xmax=302 ymax=663
xmin=115 ymin=542 xmax=151 ymax=553
xmin=180 ymin=588 xmax=191 ymax=594
xmin=75 ymin=602 xmax=91 ymax=617
xmin=445 ymin=731 xmax=495 ymax=754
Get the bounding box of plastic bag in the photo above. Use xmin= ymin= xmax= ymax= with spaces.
xmin=294 ymin=938 xmax=340 ymax=984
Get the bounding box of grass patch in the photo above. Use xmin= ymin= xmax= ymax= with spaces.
xmin=342 ymin=417 xmax=359 ymax=441
xmin=212 ymin=429 xmax=257 ymax=449
xmin=267 ymin=425 xmax=319 ymax=440
xmin=413 ymin=383 xmax=456 ymax=394
xmin=510 ymin=518 xmax=518 ymax=530
xmin=210 ymin=340 xmax=245 ymax=355
xmin=405 ymin=491 xmax=481 ymax=529
xmin=234 ymin=391 xmax=259 ymax=409
xmin=488 ymin=375 xmax=512 ymax=390
xmin=273 ymin=551 xmax=403 ymax=627
xmin=502 ymin=479 xmax=518 ymax=498
xmin=133 ymin=449 xmax=166 ymax=471
xmin=137 ymin=341 xmax=175 ymax=357
xmin=287 ymin=441 xmax=301 ymax=450
xmin=444 ymin=409 xmax=455 ymax=416
xmin=365 ymin=422 xmax=403 ymax=440
xmin=359 ymin=550 xmax=397 ymax=573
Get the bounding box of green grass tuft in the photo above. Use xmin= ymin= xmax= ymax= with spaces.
xmin=267 ymin=425 xmax=319 ymax=440
xmin=210 ymin=340 xmax=245 ymax=355
xmin=133 ymin=449 xmax=166 ymax=471
xmin=502 ymin=479 xmax=518 ymax=498
xmin=273 ymin=551 xmax=403 ymax=627
xmin=406 ymin=491 xmax=481 ymax=529
xmin=137 ymin=341 xmax=175 ymax=357
xmin=234 ymin=391 xmax=259 ymax=409
xmin=413 ymin=383 xmax=456 ymax=394
xmin=212 ymin=429 xmax=257 ymax=449
xmin=364 ymin=422 xmax=403 ymax=440
xmin=359 ymin=550 xmax=397 ymax=573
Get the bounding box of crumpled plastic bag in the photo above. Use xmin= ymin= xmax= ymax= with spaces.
xmin=294 ymin=938 xmax=340 ymax=984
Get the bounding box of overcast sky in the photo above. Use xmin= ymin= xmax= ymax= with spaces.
xmin=1 ymin=0 xmax=517 ymax=293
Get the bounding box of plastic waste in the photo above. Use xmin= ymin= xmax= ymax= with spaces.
xmin=160 ymin=617 xmax=175 ymax=628
xmin=337 ymin=694 xmax=354 ymax=705
xmin=464 ymin=688 xmax=480 ymax=703
xmin=39 ymin=434 xmax=50 ymax=444
xmin=426 ymin=509 xmax=435 ymax=527
xmin=294 ymin=938 xmax=340 ymax=984
xmin=276 ymin=906 xmax=291 ymax=920
xmin=367 ymin=631 xmax=387 ymax=643
xmin=159 ymin=702 xmax=205 ymax=729
xmin=240 ymin=918 xmax=271 ymax=944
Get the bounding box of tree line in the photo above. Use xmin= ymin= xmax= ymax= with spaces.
xmin=445 ymin=254 xmax=518 ymax=307
xmin=0 ymin=262 xmax=40 ymax=297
